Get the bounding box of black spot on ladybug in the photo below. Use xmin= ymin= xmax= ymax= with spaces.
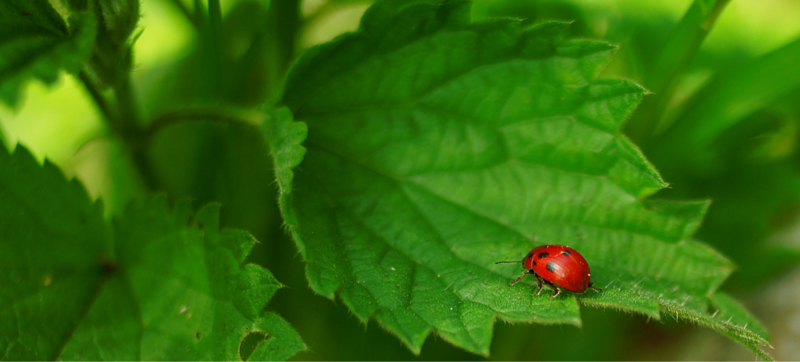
xmin=538 ymin=252 xmax=549 ymax=259
xmin=527 ymin=252 xmax=533 ymax=259
xmin=562 ymin=250 xmax=571 ymax=256
xmin=532 ymin=261 xmax=537 ymax=266
xmin=546 ymin=261 xmax=556 ymax=273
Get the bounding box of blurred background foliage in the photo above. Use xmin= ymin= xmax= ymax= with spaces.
xmin=2 ymin=0 xmax=800 ymax=359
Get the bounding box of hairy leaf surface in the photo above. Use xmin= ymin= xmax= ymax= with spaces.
xmin=269 ymin=0 xmax=771 ymax=357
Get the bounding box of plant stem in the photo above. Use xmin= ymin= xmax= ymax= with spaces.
xmin=194 ymin=0 xmax=206 ymax=24
xmin=266 ymin=0 xmax=300 ymax=98
xmin=78 ymin=70 xmax=117 ymax=129
xmin=625 ymin=0 xmax=729 ymax=147
xmin=194 ymin=0 xmax=225 ymax=99
xmin=111 ymin=57 xmax=160 ymax=191
xmin=78 ymin=64 xmax=159 ymax=191
xmin=113 ymin=72 xmax=142 ymax=134
xmin=145 ymin=109 xmax=259 ymax=139
xmin=208 ymin=0 xmax=222 ymax=33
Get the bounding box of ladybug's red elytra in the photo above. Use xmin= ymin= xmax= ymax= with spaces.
xmin=496 ymin=236 xmax=601 ymax=297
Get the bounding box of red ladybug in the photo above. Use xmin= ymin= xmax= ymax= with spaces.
xmin=496 ymin=238 xmax=601 ymax=297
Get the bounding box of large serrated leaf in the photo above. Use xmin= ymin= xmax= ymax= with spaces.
xmin=0 ymin=1 xmax=97 ymax=106
xmin=0 ymin=145 xmax=305 ymax=360
xmin=268 ymin=0 xmax=772 ymax=358
xmin=0 ymin=145 xmax=109 ymax=360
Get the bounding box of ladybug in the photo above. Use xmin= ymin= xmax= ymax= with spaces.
xmin=496 ymin=237 xmax=601 ymax=297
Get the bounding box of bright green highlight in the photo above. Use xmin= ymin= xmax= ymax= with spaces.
xmin=0 ymin=1 xmax=97 ymax=106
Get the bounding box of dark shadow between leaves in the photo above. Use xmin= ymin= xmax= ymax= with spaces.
xmin=239 ymin=330 xmax=271 ymax=361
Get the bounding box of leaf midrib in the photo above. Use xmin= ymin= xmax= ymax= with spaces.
xmin=305 ymin=137 xmax=732 ymax=318
xmin=304 ymin=143 xmax=579 ymax=309
xmin=305 ymin=137 xmax=683 ymax=245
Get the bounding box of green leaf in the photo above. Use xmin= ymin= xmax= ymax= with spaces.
xmin=0 ymin=1 xmax=97 ymax=106
xmin=0 ymin=145 xmax=305 ymax=360
xmin=0 ymin=146 xmax=110 ymax=360
xmin=710 ymin=293 xmax=769 ymax=342
xmin=660 ymin=293 xmax=773 ymax=361
xmin=270 ymin=0 xmax=771 ymax=357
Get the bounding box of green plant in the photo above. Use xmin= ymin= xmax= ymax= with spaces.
xmin=3 ymin=0 xmax=799 ymax=360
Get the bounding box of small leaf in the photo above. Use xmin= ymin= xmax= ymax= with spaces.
xmin=0 ymin=1 xmax=97 ymax=106
xmin=0 ymin=145 xmax=305 ymax=360
xmin=270 ymin=0 xmax=771 ymax=358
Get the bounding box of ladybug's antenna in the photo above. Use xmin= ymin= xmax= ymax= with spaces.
xmin=494 ymin=261 xmax=523 ymax=264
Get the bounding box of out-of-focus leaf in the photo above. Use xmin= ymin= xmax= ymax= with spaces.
xmin=0 ymin=144 xmax=304 ymax=360
xmin=0 ymin=2 xmax=96 ymax=106
xmin=625 ymin=0 xmax=729 ymax=143
xmin=652 ymin=36 xmax=800 ymax=164
xmin=145 ymin=115 xmax=278 ymax=241
xmin=652 ymin=106 xmax=800 ymax=293
xmin=146 ymin=0 xmax=275 ymax=112
xmin=266 ymin=1 xmax=771 ymax=357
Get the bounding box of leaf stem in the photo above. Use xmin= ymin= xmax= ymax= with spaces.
xmin=111 ymin=73 xmax=160 ymax=191
xmin=208 ymin=0 xmax=222 ymax=32
xmin=78 ymin=69 xmax=116 ymax=129
xmin=112 ymin=72 xmax=142 ymax=133
xmin=625 ymin=0 xmax=729 ymax=147
xmin=145 ymin=109 xmax=258 ymax=140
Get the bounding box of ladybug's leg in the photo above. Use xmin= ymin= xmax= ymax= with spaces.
xmin=534 ymin=274 xmax=544 ymax=296
xmin=589 ymin=283 xmax=602 ymax=293
xmin=542 ymin=279 xmax=560 ymax=298
xmin=509 ymin=271 xmax=528 ymax=286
